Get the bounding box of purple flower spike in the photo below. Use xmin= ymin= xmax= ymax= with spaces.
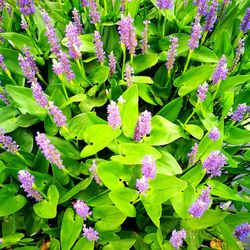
xmin=0 ymin=128 xmax=19 ymax=154
xmin=17 ymin=0 xmax=35 ymax=15
xmin=0 ymin=54 xmax=7 ymax=71
xmin=241 ymin=8 xmax=250 ymax=33
xmin=124 ymin=64 xmax=134 ymax=87
xmin=35 ymin=132 xmax=65 ymax=169
xmin=18 ymin=170 xmax=43 ymax=201
xmin=212 ymin=55 xmax=228 ymax=85
xmin=20 ymin=19 xmax=28 ymax=30
xmin=188 ymin=16 xmax=202 ymax=51
xmin=107 ymin=100 xmax=121 ymax=130
xmin=73 ymin=200 xmax=92 ymax=219
xmin=0 ymin=84 xmax=10 ymax=105
xmin=133 ymin=110 xmax=152 ymax=141
xmin=197 ymin=0 xmax=208 ymax=16
xmin=230 ymin=39 xmax=245 ymax=73
xmin=234 ymin=222 xmax=250 ymax=241
xmin=209 ymin=127 xmax=220 ymax=141
xmin=82 ymin=225 xmax=99 ymax=241
xmin=89 ymin=160 xmax=102 ymax=184
xmin=188 ymin=143 xmax=198 ymax=166
xmin=65 ymin=22 xmax=82 ymax=60
xmin=136 ymin=176 xmax=149 ymax=194
xmin=81 ymin=0 xmax=88 ymax=7
xmin=197 ymin=82 xmax=208 ymax=102
xmin=72 ymin=8 xmax=83 ymax=34
xmin=93 ymin=31 xmax=105 ymax=63
xmin=47 ymin=101 xmax=67 ymax=127
xmin=0 ymin=0 xmax=5 ymax=11
xmin=31 ymin=82 xmax=48 ymax=108
xmin=141 ymin=20 xmax=150 ymax=54
xmin=141 ymin=155 xmax=156 ymax=179
xmin=202 ymin=150 xmax=227 ymax=178
xmin=169 ymin=229 xmax=187 ymax=249
xmin=108 ymin=51 xmax=117 ymax=77
xmin=189 ymin=186 xmax=211 ymax=218
xmin=231 ymin=103 xmax=249 ymax=122
xmin=204 ymin=0 xmax=218 ymax=32
xmin=52 ymin=61 xmax=64 ymax=76
xmin=88 ymin=0 xmax=100 ymax=24
xmin=58 ymin=51 xmax=75 ymax=81
xmin=118 ymin=16 xmax=137 ymax=55
xmin=166 ymin=35 xmax=178 ymax=73
xmin=157 ymin=0 xmax=174 ymax=10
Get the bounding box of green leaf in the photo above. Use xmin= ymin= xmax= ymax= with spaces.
xmin=133 ymin=53 xmax=158 ymax=73
xmin=221 ymin=91 xmax=234 ymax=119
xmin=181 ymin=165 xmax=206 ymax=187
xmin=224 ymin=126 xmax=250 ymax=145
xmin=109 ymin=188 xmax=138 ymax=217
xmin=73 ymin=237 xmax=94 ymax=250
xmin=137 ymin=84 xmax=158 ymax=105
xmin=191 ymin=46 xmax=219 ymax=63
xmin=185 ymin=124 xmax=204 ymax=140
xmin=213 ymin=30 xmax=233 ymax=57
xmin=79 ymin=34 xmax=95 ymax=53
xmin=33 ymin=185 xmax=59 ymax=219
xmin=60 ymin=94 xmax=86 ymax=109
xmin=89 ymin=66 xmax=110 ymax=84
xmin=60 ymin=208 xmax=83 ymax=250
xmin=103 ymin=239 xmax=136 ymax=250
xmin=142 ymin=202 xmax=162 ymax=228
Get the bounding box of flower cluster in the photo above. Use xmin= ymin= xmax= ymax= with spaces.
xmin=0 ymin=54 xmax=7 ymax=71
xmin=169 ymin=229 xmax=186 ymax=249
xmin=212 ymin=55 xmax=228 ymax=85
xmin=0 ymin=83 xmax=10 ymax=105
xmin=230 ymin=39 xmax=245 ymax=73
xmin=88 ymin=0 xmax=100 ymax=24
xmin=240 ymin=7 xmax=250 ymax=33
xmin=94 ymin=31 xmax=105 ymax=63
xmin=231 ymin=103 xmax=249 ymax=122
xmin=47 ymin=101 xmax=67 ymax=127
xmin=197 ymin=82 xmax=209 ymax=102
xmin=234 ymin=222 xmax=250 ymax=241
xmin=108 ymin=51 xmax=117 ymax=77
xmin=141 ymin=20 xmax=150 ymax=54
xmin=124 ymin=64 xmax=134 ymax=87
xmin=73 ymin=200 xmax=92 ymax=220
xmin=0 ymin=128 xmax=19 ymax=154
xmin=134 ymin=110 xmax=152 ymax=141
xmin=204 ymin=0 xmax=218 ymax=32
xmin=89 ymin=160 xmax=102 ymax=184
xmin=166 ymin=35 xmax=178 ymax=73
xmin=157 ymin=0 xmax=174 ymax=10
xmin=188 ymin=143 xmax=198 ymax=166
xmin=72 ymin=8 xmax=83 ymax=34
xmin=17 ymin=0 xmax=35 ymax=15
xmin=188 ymin=16 xmax=202 ymax=51
xmin=107 ymin=100 xmax=122 ymax=130
xmin=197 ymin=0 xmax=208 ymax=16
xmin=82 ymin=225 xmax=99 ymax=241
xmin=209 ymin=127 xmax=220 ymax=141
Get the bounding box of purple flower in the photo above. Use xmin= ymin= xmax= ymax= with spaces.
xmin=209 ymin=127 xmax=220 ymax=141
xmin=202 ymin=150 xmax=227 ymax=178
xmin=136 ymin=176 xmax=149 ymax=194
xmin=82 ymin=225 xmax=99 ymax=241
xmin=52 ymin=61 xmax=64 ymax=76
xmin=133 ymin=110 xmax=152 ymax=141
xmin=141 ymin=155 xmax=156 ymax=179
xmin=230 ymin=39 xmax=245 ymax=73
xmin=107 ymin=100 xmax=121 ymax=129
xmin=188 ymin=143 xmax=198 ymax=166
xmin=108 ymin=51 xmax=116 ymax=77
xmin=157 ymin=0 xmax=174 ymax=10
xmin=17 ymin=0 xmax=35 ymax=15
xmin=141 ymin=20 xmax=150 ymax=54
xmin=0 ymin=0 xmax=5 ymax=11
xmin=20 ymin=19 xmax=28 ymax=30
xmin=31 ymin=82 xmax=48 ymax=108
xmin=204 ymin=0 xmax=218 ymax=32
xmin=197 ymin=0 xmax=208 ymax=16
xmin=169 ymin=229 xmax=186 ymax=249
xmin=35 ymin=132 xmax=65 ymax=169
xmin=188 ymin=16 xmax=202 ymax=51
xmin=189 ymin=186 xmax=211 ymax=218
xmin=88 ymin=0 xmax=100 ymax=24
xmin=118 ymin=16 xmax=137 ymax=55
xmin=89 ymin=160 xmax=102 ymax=184
xmin=81 ymin=0 xmax=88 ymax=7
xmin=58 ymin=51 xmax=75 ymax=81
xmin=18 ymin=170 xmax=43 ymax=201
xmin=73 ymin=200 xmax=92 ymax=219
xmin=93 ymin=31 xmax=105 ymax=63
xmin=47 ymin=101 xmax=67 ymax=127
xmin=65 ymin=22 xmax=82 ymax=60
xmin=241 ymin=8 xmax=250 ymax=33
xmin=124 ymin=64 xmax=134 ymax=87
xmin=212 ymin=55 xmax=228 ymax=85
xmin=0 ymin=128 xmax=19 ymax=154
xmin=234 ymin=222 xmax=250 ymax=241
xmin=231 ymin=103 xmax=249 ymax=122
xmin=0 ymin=54 xmax=7 ymax=71
xmin=0 ymin=84 xmax=10 ymax=105
xmin=72 ymin=8 xmax=83 ymax=34
xmin=120 ymin=0 xmax=126 ymax=13
xmin=166 ymin=35 xmax=178 ymax=73
xmin=197 ymin=82 xmax=208 ymax=102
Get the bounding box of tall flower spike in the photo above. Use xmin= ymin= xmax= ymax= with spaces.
xmin=133 ymin=110 xmax=152 ymax=141
xmin=20 ymin=19 xmax=28 ymax=30
xmin=89 ymin=160 xmax=102 ymax=184
xmin=65 ymin=22 xmax=82 ymax=60
xmin=81 ymin=0 xmax=88 ymax=7
xmin=169 ymin=229 xmax=187 ymax=249
xmin=58 ymin=51 xmax=75 ymax=81
xmin=73 ymin=200 xmax=92 ymax=219
xmin=189 ymin=186 xmax=211 ymax=218
xmin=107 ymin=100 xmax=121 ymax=130
xmin=108 ymin=51 xmax=117 ymax=77
xmin=212 ymin=55 xmax=228 ymax=85
xmin=88 ymin=0 xmax=100 ymax=24
xmin=47 ymin=101 xmax=67 ymax=127
xmin=93 ymin=31 xmax=105 ymax=63
xmin=124 ymin=64 xmax=134 ymax=87
xmin=31 ymin=82 xmax=48 ymax=108
xmin=157 ymin=0 xmax=174 ymax=10
xmin=0 ymin=54 xmax=7 ymax=70
xmin=188 ymin=16 xmax=202 ymax=51
xmin=188 ymin=143 xmax=198 ymax=166
xmin=166 ymin=35 xmax=178 ymax=73
xmin=18 ymin=170 xmax=43 ymax=201
xmin=0 ymin=84 xmax=10 ymax=105
xmin=118 ymin=16 xmax=137 ymax=55
xmin=136 ymin=176 xmax=149 ymax=194
xmin=0 ymin=0 xmax=5 ymax=11
xmin=234 ymin=222 xmax=250 ymax=241
xmin=197 ymin=0 xmax=208 ymax=16
xmin=204 ymin=0 xmax=218 ymax=32
xmin=17 ymin=0 xmax=35 ymax=15
xmin=202 ymin=150 xmax=227 ymax=178
xmin=0 ymin=128 xmax=19 ymax=154
xmin=72 ymin=8 xmax=83 ymax=34
xmin=209 ymin=127 xmax=220 ymax=141
xmin=231 ymin=103 xmax=249 ymax=122
xmin=82 ymin=225 xmax=99 ymax=241
xmin=141 ymin=20 xmax=150 ymax=54
xmin=197 ymin=82 xmax=208 ymax=102
xmin=141 ymin=155 xmax=156 ymax=179
xmin=240 ymin=8 xmax=250 ymax=33
xmin=52 ymin=60 xmax=64 ymax=76
xmin=35 ymin=132 xmax=65 ymax=169
xmin=230 ymin=39 xmax=245 ymax=73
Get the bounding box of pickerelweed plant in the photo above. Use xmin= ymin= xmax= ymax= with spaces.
xmin=0 ymin=0 xmax=250 ymax=249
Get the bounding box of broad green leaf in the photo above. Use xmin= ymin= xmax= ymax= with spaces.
xmin=73 ymin=237 xmax=94 ymax=250
xmin=224 ymin=213 xmax=250 ymax=230
xmin=89 ymin=66 xmax=110 ymax=84
xmin=181 ymin=165 xmax=206 ymax=187
xmin=103 ymin=238 xmax=136 ymax=250
xmin=137 ymin=83 xmax=158 ymax=105
xmin=134 ymin=76 xmax=154 ymax=84
xmin=224 ymin=127 xmax=250 ymax=145
xmin=60 ymin=94 xmax=86 ymax=109
xmin=185 ymin=124 xmax=204 ymax=140
xmin=192 ymin=46 xmax=219 ymax=63
xmin=133 ymin=53 xmax=158 ymax=73
xmin=214 ymin=30 xmax=233 ymax=57
xmin=50 ymin=239 xmax=61 ymax=250
xmin=221 ymin=91 xmax=234 ymax=119
xmin=142 ymin=202 xmax=162 ymax=228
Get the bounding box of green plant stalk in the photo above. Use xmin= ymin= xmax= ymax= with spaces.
xmin=16 ymin=152 xmax=29 ymax=166
xmin=183 ymin=50 xmax=193 ymax=73
xmin=33 ymin=184 xmax=48 ymax=200
xmin=201 ymin=30 xmax=208 ymax=45
xmin=212 ymin=80 xmax=221 ymax=101
xmin=37 ymin=73 xmax=48 ymax=86
xmin=162 ymin=14 xmax=167 ymax=37
xmin=121 ymin=43 xmax=126 ymax=80
xmin=184 ymin=99 xmax=200 ymax=126
xmin=58 ymin=74 xmax=69 ymax=100
xmin=4 ymin=69 xmax=17 ymax=85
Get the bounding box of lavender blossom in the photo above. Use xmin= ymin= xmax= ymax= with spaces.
xmin=0 ymin=0 xmax=5 ymax=11
xmin=166 ymin=35 xmax=178 ymax=73
xmin=108 ymin=51 xmax=116 ymax=77
xmin=141 ymin=20 xmax=150 ymax=54
xmin=209 ymin=127 xmax=220 ymax=141
xmin=58 ymin=51 xmax=75 ymax=81
xmin=234 ymin=222 xmax=250 ymax=241
xmin=197 ymin=82 xmax=208 ymax=102
xmin=231 ymin=103 xmax=249 ymax=122
xmin=0 ymin=54 xmax=7 ymax=70
xmin=124 ymin=64 xmax=134 ymax=87
xmin=188 ymin=143 xmax=198 ymax=166
xmin=0 ymin=83 xmax=10 ymax=105
xmin=188 ymin=16 xmax=202 ymax=51
xmin=35 ymin=132 xmax=65 ymax=169
xmin=212 ymin=55 xmax=228 ymax=85
xmin=118 ymin=16 xmax=138 ymax=55
xmin=0 ymin=128 xmax=19 ymax=154
xmin=202 ymin=150 xmax=227 ymax=178
xmin=197 ymin=0 xmax=208 ymax=16
xmin=133 ymin=110 xmax=152 ymax=141
xmin=20 ymin=19 xmax=28 ymax=30
xmin=189 ymin=186 xmax=211 ymax=218
xmin=18 ymin=170 xmax=43 ymax=201
xmin=120 ymin=0 xmax=126 ymax=13
xmin=204 ymin=0 xmax=218 ymax=32
xmin=93 ymin=31 xmax=105 ymax=63
xmin=31 ymin=82 xmax=48 ymax=108
xmin=81 ymin=0 xmax=88 ymax=7
xmin=89 ymin=160 xmax=102 ymax=184
xmin=88 ymin=0 xmax=100 ymax=24
xmin=240 ymin=8 xmax=250 ymax=33
xmin=107 ymin=100 xmax=121 ymax=129
xmin=73 ymin=200 xmax=92 ymax=219
xmin=17 ymin=0 xmax=35 ymax=15
xmin=47 ymin=101 xmax=67 ymax=127
xmin=141 ymin=155 xmax=156 ymax=179
xmin=157 ymin=0 xmax=174 ymax=9
xmin=82 ymin=225 xmax=99 ymax=241
xmin=169 ymin=229 xmax=187 ymax=249
xmin=72 ymin=8 xmax=83 ymax=34
xmin=230 ymin=39 xmax=245 ymax=73
xmin=52 ymin=61 xmax=64 ymax=76
xmin=0 ymin=27 xmax=4 ymax=42
xmin=136 ymin=176 xmax=149 ymax=194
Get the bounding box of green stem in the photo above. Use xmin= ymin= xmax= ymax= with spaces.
xmin=201 ymin=30 xmax=208 ymax=45
xmin=183 ymin=50 xmax=193 ymax=73
xmin=16 ymin=152 xmax=29 ymax=165
xmin=121 ymin=43 xmax=126 ymax=80
xmin=103 ymin=0 xmax=108 ymax=15
xmin=162 ymin=15 xmax=167 ymax=37
xmin=184 ymin=99 xmax=200 ymax=126
xmin=37 ymin=73 xmax=48 ymax=86
xmin=5 ymin=69 xmax=17 ymax=85
xmin=58 ymin=74 xmax=69 ymax=100
xmin=212 ymin=80 xmax=221 ymax=101
xmin=233 ymin=32 xmax=242 ymax=48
